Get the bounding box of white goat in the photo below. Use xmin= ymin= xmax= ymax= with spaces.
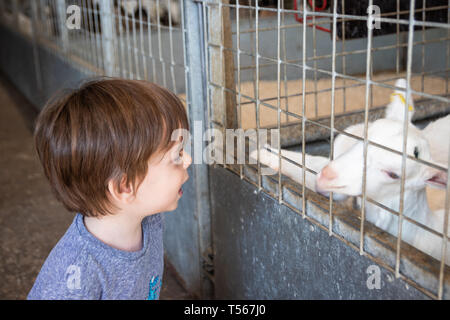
xmin=252 ymin=79 xmax=417 ymax=196
xmin=252 ymin=79 xmax=450 ymax=264
xmin=315 ymin=119 xmax=449 ymax=264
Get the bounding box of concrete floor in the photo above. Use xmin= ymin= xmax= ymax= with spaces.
xmin=0 ymin=74 xmax=194 ymax=300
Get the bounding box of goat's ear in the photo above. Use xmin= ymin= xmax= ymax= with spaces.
xmin=425 ymin=170 xmax=448 ymax=189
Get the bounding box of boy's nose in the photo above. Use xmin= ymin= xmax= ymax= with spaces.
xmin=183 ymin=152 xmax=192 ymax=169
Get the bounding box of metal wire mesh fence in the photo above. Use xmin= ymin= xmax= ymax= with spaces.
xmin=201 ymin=0 xmax=450 ymax=299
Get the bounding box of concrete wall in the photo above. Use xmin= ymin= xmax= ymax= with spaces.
xmin=210 ymin=166 xmax=431 ymax=299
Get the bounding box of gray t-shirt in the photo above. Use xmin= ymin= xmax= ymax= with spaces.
xmin=27 ymin=213 xmax=164 ymax=300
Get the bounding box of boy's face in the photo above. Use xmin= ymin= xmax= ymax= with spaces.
xmin=133 ymin=134 xmax=192 ymax=215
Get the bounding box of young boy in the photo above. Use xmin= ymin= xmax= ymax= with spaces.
xmin=27 ymin=79 xmax=191 ymax=300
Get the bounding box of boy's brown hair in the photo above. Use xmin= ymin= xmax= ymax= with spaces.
xmin=34 ymin=78 xmax=189 ymax=217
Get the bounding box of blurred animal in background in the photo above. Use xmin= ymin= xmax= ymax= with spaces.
xmin=15 ymin=0 xmax=58 ymax=38
xmin=80 ymin=0 xmax=181 ymax=34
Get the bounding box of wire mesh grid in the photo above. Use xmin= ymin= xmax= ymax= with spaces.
xmin=0 ymin=0 xmax=188 ymax=104
xmin=201 ymin=0 xmax=450 ymax=299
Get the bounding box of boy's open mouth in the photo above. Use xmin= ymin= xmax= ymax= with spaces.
xmin=178 ymin=187 xmax=183 ymax=196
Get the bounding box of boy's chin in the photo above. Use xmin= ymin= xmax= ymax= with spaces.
xmin=165 ymin=200 xmax=180 ymax=212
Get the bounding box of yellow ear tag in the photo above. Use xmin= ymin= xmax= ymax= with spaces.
xmin=390 ymin=93 xmax=413 ymax=112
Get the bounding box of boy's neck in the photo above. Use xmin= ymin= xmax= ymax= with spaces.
xmin=83 ymin=213 xmax=145 ymax=252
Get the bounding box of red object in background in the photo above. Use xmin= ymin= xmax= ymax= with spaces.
xmin=308 ymin=0 xmax=328 ymax=11
xmin=294 ymin=0 xmax=331 ymax=33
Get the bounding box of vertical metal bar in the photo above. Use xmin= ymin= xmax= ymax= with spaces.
xmin=312 ymin=0 xmax=318 ymax=118
xmin=255 ymin=0 xmax=261 ymax=190
xmin=180 ymin=0 xmax=189 ymax=116
xmin=207 ymin=0 xmax=226 ymax=166
xmin=277 ymin=0 xmax=282 ymax=203
xmin=88 ymin=0 xmax=100 ymax=71
xmin=131 ymin=0 xmax=140 ymax=79
xmin=80 ymin=0 xmax=93 ymax=71
xmin=124 ymin=1 xmax=133 ymax=78
xmin=75 ymin=0 xmax=88 ymax=71
xmin=396 ymin=0 xmax=400 ymax=74
xmin=281 ymin=0 xmax=289 ymax=124
xmin=168 ymin=0 xmax=177 ymax=94
xmin=138 ymin=0 xmax=147 ymax=80
xmin=248 ymin=1 xmax=257 ymax=135
xmin=236 ymin=0 xmax=243 ymax=179
xmin=56 ymin=0 xmax=69 ymax=54
xmin=219 ymin=1 xmax=226 ymax=169
xmin=100 ymin=0 xmax=116 ymax=76
xmin=360 ymin=0 xmax=374 ymax=255
xmin=201 ymin=1 xmax=210 ymax=144
xmin=117 ymin=0 xmax=127 ymax=78
xmin=156 ymin=0 xmax=167 ymax=87
xmin=329 ymin=0 xmax=338 ymax=236
xmin=395 ymin=0 xmax=416 ymax=278
xmin=92 ymin=0 xmax=104 ymax=72
xmin=222 ymin=0 xmax=236 ymax=130
xmin=301 ymin=0 xmax=307 ymax=218
xmin=421 ymin=0 xmax=426 ymax=92
xmin=341 ymin=0 xmax=347 ymax=112
xmin=146 ymin=0 xmax=157 ymax=82
xmin=183 ymin=0 xmax=213 ymax=299
xmin=85 ymin=0 xmax=98 ymax=70
xmin=447 ymin=0 xmax=449 ymax=96
xmin=54 ymin=0 xmax=60 ymax=43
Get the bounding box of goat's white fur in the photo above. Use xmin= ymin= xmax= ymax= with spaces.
xmin=251 ymin=79 xmax=450 ymax=265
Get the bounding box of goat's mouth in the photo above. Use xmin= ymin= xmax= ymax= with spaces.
xmin=426 ymin=174 xmax=447 ymax=189
xmin=319 ymin=184 xmax=346 ymax=191
xmin=316 ymin=184 xmax=346 ymax=194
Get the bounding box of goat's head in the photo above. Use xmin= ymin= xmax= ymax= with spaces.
xmin=316 ymin=119 xmax=447 ymax=201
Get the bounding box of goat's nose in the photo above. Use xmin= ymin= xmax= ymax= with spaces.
xmin=320 ymin=165 xmax=337 ymax=181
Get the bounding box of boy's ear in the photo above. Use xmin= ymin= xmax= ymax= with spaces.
xmin=107 ymin=176 xmax=135 ymax=204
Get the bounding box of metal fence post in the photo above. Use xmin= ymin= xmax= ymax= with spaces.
xmin=99 ymin=0 xmax=116 ymax=76
xmin=55 ymin=0 xmax=69 ymax=53
xmin=183 ymin=0 xmax=214 ymax=299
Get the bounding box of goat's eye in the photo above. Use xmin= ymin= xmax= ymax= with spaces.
xmin=385 ymin=171 xmax=400 ymax=179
